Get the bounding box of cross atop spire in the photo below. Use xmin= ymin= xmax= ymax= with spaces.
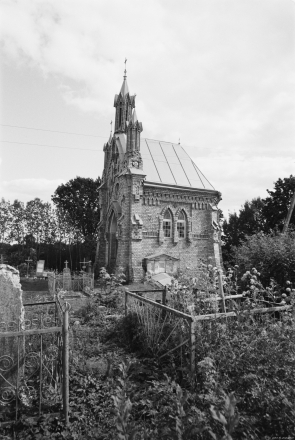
xmin=124 ymin=58 xmax=127 ymax=79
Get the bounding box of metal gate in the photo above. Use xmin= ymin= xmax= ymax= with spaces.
xmin=0 ymin=297 xmax=70 ymax=426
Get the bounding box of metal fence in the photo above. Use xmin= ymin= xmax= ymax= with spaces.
xmin=125 ymin=290 xmax=196 ymax=376
xmin=125 ymin=283 xmax=294 ymax=378
xmin=0 ymin=297 xmax=70 ymax=426
xmin=48 ymin=272 xmax=94 ymax=294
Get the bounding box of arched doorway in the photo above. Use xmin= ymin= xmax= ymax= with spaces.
xmin=108 ymin=211 xmax=118 ymax=272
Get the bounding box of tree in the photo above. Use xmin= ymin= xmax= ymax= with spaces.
xmin=51 ymin=176 xmax=101 ymax=240
xmin=0 ymin=198 xmax=13 ymax=243
xmin=262 ymin=175 xmax=295 ymax=232
xmin=9 ymin=200 xmax=26 ymax=245
xmin=222 ymin=198 xmax=265 ymax=265
xmin=233 ymin=229 xmax=295 ymax=286
xmin=25 ymin=198 xmax=57 ymax=259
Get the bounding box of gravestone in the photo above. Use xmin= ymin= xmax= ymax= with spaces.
xmin=63 ymin=262 xmax=72 ymax=291
xmin=0 ymin=264 xmax=25 ymax=405
xmin=36 ymin=260 xmax=45 ymax=277
xmin=0 ymin=264 xmax=24 ymax=328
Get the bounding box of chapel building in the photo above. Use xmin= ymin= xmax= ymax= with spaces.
xmin=97 ymin=71 xmax=222 ymax=282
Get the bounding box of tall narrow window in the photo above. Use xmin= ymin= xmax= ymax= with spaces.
xmin=119 ymin=107 xmax=122 ymax=126
xmin=177 ymin=211 xmax=185 ymax=238
xmin=163 ymin=210 xmax=172 ymax=238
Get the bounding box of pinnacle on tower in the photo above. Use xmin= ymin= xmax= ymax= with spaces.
xmin=113 ymin=60 xmax=136 ymax=133
xmin=131 ymin=109 xmax=138 ymax=123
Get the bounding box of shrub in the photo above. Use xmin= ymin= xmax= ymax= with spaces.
xmin=232 ymin=230 xmax=295 ymax=286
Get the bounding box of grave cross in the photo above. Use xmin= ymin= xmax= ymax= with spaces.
xmin=25 ymin=257 xmax=33 ymax=277
xmin=79 ymin=258 xmax=87 ymax=271
xmin=64 ymin=260 xmax=69 ymax=269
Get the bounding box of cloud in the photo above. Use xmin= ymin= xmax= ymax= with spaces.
xmin=195 ymin=154 xmax=295 ymax=216
xmin=2 ymin=178 xmax=65 ymax=203
xmin=0 ymin=0 xmax=294 ymax=212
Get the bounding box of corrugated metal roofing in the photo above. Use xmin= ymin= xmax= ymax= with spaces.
xmin=141 ymin=139 xmax=215 ymax=190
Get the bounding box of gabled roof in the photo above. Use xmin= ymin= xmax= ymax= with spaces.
xmin=145 ymin=253 xmax=179 ymax=261
xmin=114 ymin=135 xmax=215 ymax=191
xmin=141 ymin=139 xmax=215 ymax=190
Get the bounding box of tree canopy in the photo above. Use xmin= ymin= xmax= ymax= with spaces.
xmin=262 ymin=176 xmax=295 ymax=231
xmin=51 ymin=176 xmax=101 ymax=239
xmin=222 ymin=175 xmax=295 ymax=265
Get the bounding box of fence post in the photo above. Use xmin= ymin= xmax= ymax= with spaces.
xmin=125 ymin=290 xmax=128 ymax=316
xmin=190 ymin=319 xmax=195 ymax=378
xmin=53 ymin=272 xmax=56 ymax=295
xmin=218 ymin=270 xmax=226 ymax=313
xmin=62 ymin=302 xmax=70 ymax=426
xmin=162 ymin=286 xmax=167 ymax=305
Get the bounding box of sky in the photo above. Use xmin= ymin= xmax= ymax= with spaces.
xmin=0 ymin=0 xmax=294 ymax=218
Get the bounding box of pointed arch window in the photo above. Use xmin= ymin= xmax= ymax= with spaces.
xmin=163 ymin=210 xmax=172 ymax=238
xmin=119 ymin=107 xmax=122 ymax=126
xmin=177 ymin=211 xmax=186 ymax=238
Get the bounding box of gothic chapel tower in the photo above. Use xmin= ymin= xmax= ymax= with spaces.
xmin=97 ymin=67 xmax=223 ymax=282
xmin=97 ymin=67 xmax=146 ymax=280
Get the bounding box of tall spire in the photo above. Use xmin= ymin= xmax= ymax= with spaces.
xmin=114 ymin=59 xmax=136 ymax=133
xmin=120 ymin=59 xmax=129 ymax=96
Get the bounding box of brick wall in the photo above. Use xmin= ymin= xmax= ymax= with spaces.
xmin=97 ymin=134 xmax=222 ymax=283
xmin=98 ymin=166 xmax=222 ymax=282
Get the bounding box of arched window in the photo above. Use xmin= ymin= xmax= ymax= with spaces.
xmin=119 ymin=106 xmax=122 ymax=126
xmin=177 ymin=211 xmax=186 ymax=238
xmin=163 ymin=210 xmax=172 ymax=238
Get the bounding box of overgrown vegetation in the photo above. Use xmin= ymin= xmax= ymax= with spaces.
xmin=222 ymin=175 xmax=295 ymax=267
xmin=2 ymin=264 xmax=294 ymax=440
xmin=233 ymin=230 xmax=295 ymax=286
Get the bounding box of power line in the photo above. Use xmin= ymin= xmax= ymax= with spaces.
xmin=0 ymin=123 xmax=107 ymax=138
xmin=0 ymin=124 xmax=201 ymax=150
xmin=1 ymin=140 xmax=260 ymax=160
xmin=0 ymin=140 xmax=101 ymax=152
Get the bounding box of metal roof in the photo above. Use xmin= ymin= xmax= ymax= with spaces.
xmin=141 ymin=139 xmax=215 ymax=190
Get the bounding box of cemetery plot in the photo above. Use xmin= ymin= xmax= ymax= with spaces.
xmin=125 ymin=280 xmax=294 ymax=379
